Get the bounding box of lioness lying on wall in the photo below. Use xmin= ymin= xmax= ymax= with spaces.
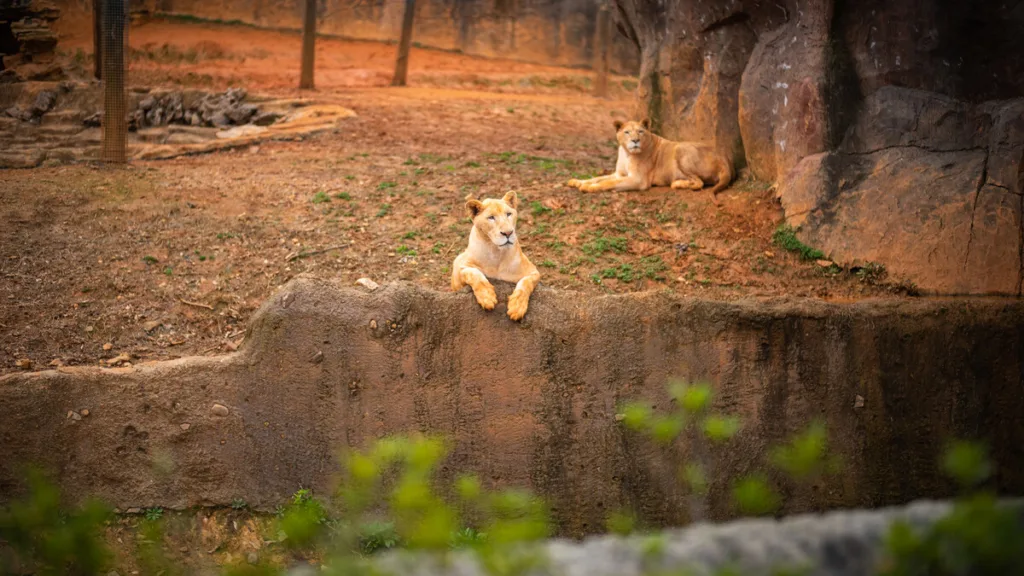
xmin=451 ymin=191 xmax=541 ymax=321
xmin=567 ymin=118 xmax=733 ymax=199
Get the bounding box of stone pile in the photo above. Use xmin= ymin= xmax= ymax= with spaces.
xmin=129 ymin=87 xmax=280 ymax=130
xmin=0 ymin=0 xmax=63 ymax=82
xmin=2 ymin=81 xmax=71 ymax=122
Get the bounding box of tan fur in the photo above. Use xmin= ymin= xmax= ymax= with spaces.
xmin=451 ymin=191 xmax=541 ymax=321
xmin=566 ymin=118 xmax=734 ymax=200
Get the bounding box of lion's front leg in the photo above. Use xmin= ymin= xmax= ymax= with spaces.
xmin=567 ymin=173 xmax=616 ymax=189
xmin=579 ymin=175 xmax=644 ymax=193
xmin=507 ymin=270 xmax=540 ymax=321
xmin=458 ymin=266 xmax=497 ymax=311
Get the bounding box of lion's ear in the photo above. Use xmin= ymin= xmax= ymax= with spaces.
xmin=613 ymin=119 xmax=624 ymax=131
xmin=466 ymin=197 xmax=484 ymax=217
xmin=502 ymin=190 xmax=519 ymax=209
xmin=640 ymin=117 xmax=651 ymax=130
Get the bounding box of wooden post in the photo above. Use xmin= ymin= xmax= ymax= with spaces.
xmin=299 ymin=0 xmax=316 ymax=89
xmin=593 ymin=3 xmax=611 ymax=98
xmin=93 ymin=0 xmax=102 ymax=79
xmin=101 ymin=0 xmax=126 ymax=163
xmin=391 ymin=0 xmax=416 ymax=86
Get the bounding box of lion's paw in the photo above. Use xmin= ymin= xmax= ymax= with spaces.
xmin=566 ymin=179 xmax=581 ymax=188
xmin=474 ymin=284 xmax=497 ymax=311
xmin=507 ymin=290 xmax=529 ymax=321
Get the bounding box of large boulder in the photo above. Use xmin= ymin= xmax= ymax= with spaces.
xmin=777 ymin=88 xmax=1024 ymax=295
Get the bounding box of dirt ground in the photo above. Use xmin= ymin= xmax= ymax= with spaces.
xmin=0 ymin=18 xmax=913 ymax=375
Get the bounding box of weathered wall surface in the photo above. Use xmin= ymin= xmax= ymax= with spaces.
xmin=614 ymin=0 xmax=1024 ymax=296
xmin=57 ymin=0 xmax=640 ymax=74
xmin=2 ymin=278 xmax=1023 ymax=536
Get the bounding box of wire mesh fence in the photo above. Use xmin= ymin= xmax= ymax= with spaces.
xmin=101 ymin=0 xmax=128 ymax=163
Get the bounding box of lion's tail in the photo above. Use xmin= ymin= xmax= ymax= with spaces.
xmin=709 ymin=158 xmax=734 ymax=196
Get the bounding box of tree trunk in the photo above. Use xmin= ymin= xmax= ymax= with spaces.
xmin=390 ymin=0 xmax=416 ymax=86
xmin=299 ymin=0 xmax=317 ymax=90
xmin=593 ymin=4 xmax=611 ymax=98
xmin=93 ymin=0 xmax=102 ymax=79
xmin=101 ymin=0 xmax=126 ymax=163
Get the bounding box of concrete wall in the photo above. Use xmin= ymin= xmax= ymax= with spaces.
xmin=2 ymin=278 xmax=1023 ymax=536
xmin=58 ymin=0 xmax=640 ymax=74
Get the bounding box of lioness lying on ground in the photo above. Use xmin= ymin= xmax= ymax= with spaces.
xmin=451 ymin=191 xmax=541 ymax=321
xmin=567 ymin=118 xmax=733 ymax=199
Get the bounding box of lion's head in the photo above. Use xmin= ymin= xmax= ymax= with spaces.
xmin=614 ymin=118 xmax=653 ymax=154
xmin=466 ymin=191 xmax=519 ymax=248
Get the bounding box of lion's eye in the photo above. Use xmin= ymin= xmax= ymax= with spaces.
xmin=488 ymin=216 xmax=496 ymax=221
xmin=506 ymin=212 xmax=512 ymax=217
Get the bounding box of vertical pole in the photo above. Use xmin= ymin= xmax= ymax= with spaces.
xmin=390 ymin=0 xmax=416 ymax=86
xmin=299 ymin=0 xmax=316 ymax=90
xmin=93 ymin=0 xmax=102 ymax=79
xmin=593 ymin=3 xmax=610 ymax=98
xmin=101 ymin=0 xmax=127 ymax=163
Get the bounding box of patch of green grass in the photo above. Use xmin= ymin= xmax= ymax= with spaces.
xmin=215 ymin=232 xmax=235 ymax=240
xmin=144 ymin=507 xmax=163 ymax=522
xmin=418 ymin=152 xmax=450 ymax=164
xmin=334 ymin=191 xmax=352 ymax=201
xmin=540 ymin=260 xmax=557 ymax=268
xmin=142 ymin=255 xmax=159 ymax=264
xmin=230 ymin=498 xmax=247 ymax=510
xmin=377 ymin=181 xmax=397 ymax=191
xmin=311 ymin=191 xmax=331 ymax=204
xmin=591 ymin=256 xmax=667 ymax=284
xmin=772 ymin=224 xmax=824 ymax=261
xmin=464 ymin=161 xmax=481 ymax=168
xmin=402 ymin=158 xmax=419 ymax=166
xmin=396 ymin=245 xmax=417 ymax=257
xmin=345 ymin=175 xmax=356 ymax=181
xmin=401 ymin=230 xmax=419 ymax=240
xmin=162 ymin=267 xmax=173 ymax=276
xmin=377 ymin=204 xmax=392 ymax=218
xmin=529 ymin=201 xmax=551 ymax=217
xmin=581 ymin=234 xmax=628 ymax=257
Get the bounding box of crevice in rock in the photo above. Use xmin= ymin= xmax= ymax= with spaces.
xmin=701 ymin=11 xmax=750 ymax=34
xmin=964 ymin=150 xmax=989 ymax=270
xmin=1017 ymin=194 xmax=1023 ymax=296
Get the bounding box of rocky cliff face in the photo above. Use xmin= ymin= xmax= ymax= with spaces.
xmin=614 ymin=0 xmax=1024 ymax=295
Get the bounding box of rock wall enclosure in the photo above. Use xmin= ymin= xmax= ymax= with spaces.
xmin=613 ymin=0 xmax=1024 ymax=296
xmin=2 ymin=278 xmax=1023 ymax=536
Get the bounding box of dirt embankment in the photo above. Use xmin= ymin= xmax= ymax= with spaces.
xmin=2 ymin=279 xmax=1022 ymax=536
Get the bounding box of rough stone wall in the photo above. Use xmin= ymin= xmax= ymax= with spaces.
xmin=2 ymin=279 xmax=1023 ymax=536
xmin=56 ymin=0 xmax=640 ymax=74
xmin=614 ymin=0 xmax=1024 ymax=296
xmin=0 ymin=0 xmax=64 ymax=82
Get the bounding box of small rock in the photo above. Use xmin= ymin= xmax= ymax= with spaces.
xmin=103 ymin=342 xmax=113 ymax=351
xmin=15 ymin=358 xmax=32 ymax=369
xmin=106 ymin=353 xmax=131 ymax=365
xmin=83 ymin=112 xmax=101 ymax=127
xmin=84 ymin=325 xmax=94 ymax=333
xmin=126 ymin=507 xmax=141 ymax=514
xmin=71 ymin=411 xmax=82 ymax=421
xmin=355 ymin=277 xmax=379 ymax=291
xmin=614 ymin=413 xmax=625 ymax=422
xmin=180 ymin=423 xmax=191 ymax=431
xmin=246 ymin=551 xmax=259 ymax=565
xmin=67 ymin=411 xmax=74 ymax=419
xmin=29 ymin=90 xmax=57 ymax=116
xmin=143 ymin=320 xmax=161 ymax=332
xmin=369 ymin=319 xmax=378 ymax=330
xmin=854 ymin=395 xmax=865 ymax=409
xmin=80 ymin=409 xmax=90 ymax=417
xmin=211 ymin=403 xmax=229 ymax=417
xmin=49 ymin=358 xmax=63 ymax=367
xmin=310 ymin=350 xmax=323 ymax=364
xmin=816 ymin=259 xmax=835 ymax=268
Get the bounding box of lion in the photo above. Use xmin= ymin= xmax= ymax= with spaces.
xmin=451 ymin=191 xmax=541 ymax=321
xmin=566 ymin=118 xmax=733 ymax=199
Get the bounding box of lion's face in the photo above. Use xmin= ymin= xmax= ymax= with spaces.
xmin=467 ymin=191 xmax=519 ymax=248
xmin=615 ymin=119 xmax=653 ymax=154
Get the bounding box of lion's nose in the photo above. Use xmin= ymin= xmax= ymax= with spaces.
xmin=501 ymin=230 xmax=513 ymax=238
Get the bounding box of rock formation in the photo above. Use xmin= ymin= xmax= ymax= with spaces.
xmin=613 ymin=0 xmax=1024 ymax=295
xmin=0 ymin=0 xmax=63 ymax=82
